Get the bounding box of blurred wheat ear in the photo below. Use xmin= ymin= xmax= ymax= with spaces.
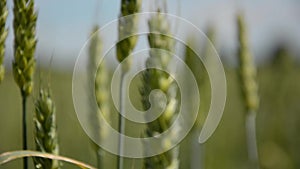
xmin=237 ymin=14 xmax=259 ymax=114
xmin=34 ymin=87 xmax=61 ymax=169
xmin=88 ymin=25 xmax=111 ymax=169
xmin=237 ymin=13 xmax=260 ymax=169
xmin=0 ymin=0 xmax=8 ymax=83
xmin=140 ymin=10 xmax=180 ymax=169
xmin=116 ymin=0 xmax=141 ymax=72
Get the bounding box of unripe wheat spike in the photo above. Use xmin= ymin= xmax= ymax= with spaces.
xmin=140 ymin=10 xmax=180 ymax=169
xmin=34 ymin=88 xmax=60 ymax=169
xmin=237 ymin=14 xmax=259 ymax=113
xmin=13 ymin=0 xmax=37 ymax=96
xmin=12 ymin=1 xmax=38 ymax=169
xmin=237 ymin=13 xmax=260 ymax=169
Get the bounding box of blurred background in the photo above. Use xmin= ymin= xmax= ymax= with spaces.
xmin=0 ymin=0 xmax=299 ymax=169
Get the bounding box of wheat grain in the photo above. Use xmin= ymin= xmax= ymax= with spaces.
xmin=34 ymin=88 xmax=60 ymax=169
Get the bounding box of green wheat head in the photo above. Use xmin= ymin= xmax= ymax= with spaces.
xmin=0 ymin=0 xmax=8 ymax=83
xmin=237 ymin=14 xmax=259 ymax=113
xmin=34 ymin=88 xmax=60 ymax=169
xmin=140 ymin=11 xmax=180 ymax=169
xmin=116 ymin=0 xmax=141 ymax=71
xmin=12 ymin=0 xmax=37 ymax=96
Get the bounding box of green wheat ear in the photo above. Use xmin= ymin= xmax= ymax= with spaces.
xmin=0 ymin=0 xmax=8 ymax=83
xmin=116 ymin=0 xmax=141 ymax=71
xmin=237 ymin=13 xmax=260 ymax=169
xmin=13 ymin=0 xmax=37 ymax=96
xmin=140 ymin=11 xmax=180 ymax=169
xmin=34 ymin=87 xmax=60 ymax=169
xmin=237 ymin=14 xmax=259 ymax=113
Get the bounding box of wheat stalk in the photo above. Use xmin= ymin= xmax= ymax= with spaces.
xmin=34 ymin=87 xmax=60 ymax=169
xmin=140 ymin=10 xmax=180 ymax=169
xmin=12 ymin=0 xmax=37 ymax=168
xmin=116 ymin=1 xmax=141 ymax=169
xmin=0 ymin=0 xmax=8 ymax=83
xmin=237 ymin=13 xmax=260 ymax=169
xmin=88 ymin=25 xmax=111 ymax=169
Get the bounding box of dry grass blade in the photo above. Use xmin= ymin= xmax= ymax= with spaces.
xmin=0 ymin=150 xmax=96 ymax=169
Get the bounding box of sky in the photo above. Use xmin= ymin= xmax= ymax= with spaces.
xmin=4 ymin=0 xmax=300 ymax=70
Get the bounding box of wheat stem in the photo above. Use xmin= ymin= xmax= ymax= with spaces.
xmin=117 ymin=72 xmax=126 ymax=169
xmin=245 ymin=111 xmax=259 ymax=167
xmin=96 ymin=149 xmax=103 ymax=169
xmin=21 ymin=92 xmax=28 ymax=169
